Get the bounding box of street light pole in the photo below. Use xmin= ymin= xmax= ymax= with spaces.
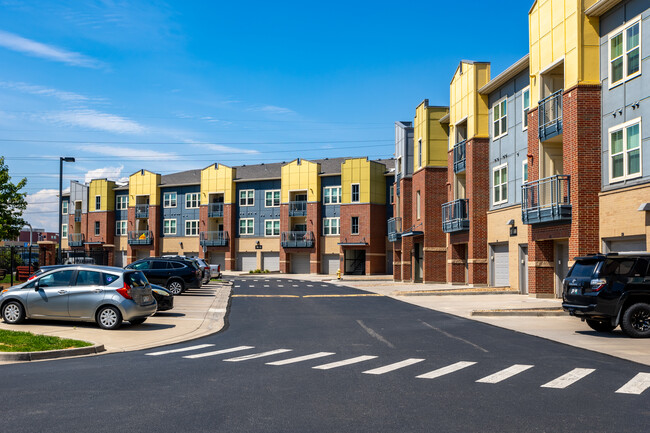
xmin=58 ymin=157 xmax=75 ymax=264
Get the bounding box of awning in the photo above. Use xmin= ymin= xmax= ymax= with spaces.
xmin=400 ymin=230 xmax=424 ymax=238
xmin=337 ymin=242 xmax=368 ymax=246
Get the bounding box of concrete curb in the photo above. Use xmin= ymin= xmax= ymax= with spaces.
xmin=0 ymin=343 xmax=105 ymax=361
xmin=393 ymin=290 xmax=520 ymax=296
xmin=471 ymin=309 xmax=568 ymax=317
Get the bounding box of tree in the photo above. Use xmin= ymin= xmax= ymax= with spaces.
xmin=0 ymin=156 xmax=27 ymax=240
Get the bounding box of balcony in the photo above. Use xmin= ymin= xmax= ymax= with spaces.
xmin=442 ymin=199 xmax=470 ymax=233
xmin=387 ymin=217 xmax=402 ymax=242
xmin=208 ymin=202 xmax=224 ymax=218
xmin=539 ymin=90 xmax=563 ymax=141
xmin=135 ymin=204 xmax=149 ymax=219
xmin=522 ymin=175 xmax=571 ymax=225
xmin=68 ymin=233 xmax=84 ymax=247
xmin=281 ymin=231 xmax=314 ymax=248
xmin=128 ymin=230 xmax=153 ymax=245
xmin=200 ymin=231 xmax=229 ymax=247
xmin=289 ymin=201 xmax=307 ymax=217
xmin=453 ymin=140 xmax=466 ymax=173
xmin=74 ymin=209 xmax=82 ymax=222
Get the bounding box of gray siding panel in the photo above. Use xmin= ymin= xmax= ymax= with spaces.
xmin=236 ymin=180 xmax=282 ymax=238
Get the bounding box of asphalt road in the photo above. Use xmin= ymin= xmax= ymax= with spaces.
xmin=1 ymin=276 xmax=649 ymax=433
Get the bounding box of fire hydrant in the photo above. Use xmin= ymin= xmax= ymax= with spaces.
xmin=336 ymin=269 xmax=341 ymax=280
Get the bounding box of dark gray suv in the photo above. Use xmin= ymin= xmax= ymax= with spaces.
xmin=126 ymin=257 xmax=202 ymax=295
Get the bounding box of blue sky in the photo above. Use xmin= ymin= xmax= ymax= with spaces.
xmin=0 ymin=0 xmax=531 ymax=231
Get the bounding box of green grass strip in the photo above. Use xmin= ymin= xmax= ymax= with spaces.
xmin=0 ymin=329 xmax=93 ymax=352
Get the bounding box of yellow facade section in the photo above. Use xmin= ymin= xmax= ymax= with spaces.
xmin=88 ymin=179 xmax=116 ymax=211
xmin=414 ymin=102 xmax=450 ymax=169
xmin=528 ymin=0 xmax=599 ymax=108
xmin=281 ymin=159 xmax=321 ymax=203
xmin=449 ymin=61 xmax=490 ymax=148
xmin=129 ymin=170 xmax=161 ymax=206
xmin=161 ymin=237 xmax=200 ymax=256
xmin=487 ymin=206 xmax=529 ymax=290
xmin=341 ymin=158 xmax=386 ymax=205
xmin=200 ymin=163 xmax=236 ymax=205
xmin=600 ymin=185 xmax=650 ymax=246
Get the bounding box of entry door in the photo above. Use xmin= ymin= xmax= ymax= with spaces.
xmin=27 ymin=269 xmax=76 ymax=317
xmin=555 ymin=241 xmax=569 ymax=298
xmin=519 ymin=245 xmax=528 ymax=294
xmin=492 ymin=244 xmax=509 ymax=287
xmin=414 ymin=243 xmax=423 ymax=282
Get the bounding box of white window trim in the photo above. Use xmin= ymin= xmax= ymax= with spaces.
xmin=493 ymin=163 xmax=508 ymax=205
xmin=185 ymin=192 xmax=200 ymax=209
xmin=608 ymin=15 xmax=642 ymax=90
xmin=264 ymin=219 xmax=280 ymax=236
xmin=265 ymin=190 xmax=280 ymax=208
xmin=351 ymin=216 xmax=359 ymax=235
xmin=323 ymin=186 xmax=342 ymax=205
xmin=417 ymin=138 xmax=423 ymax=168
xmin=62 ymin=224 xmax=68 ymax=239
xmin=163 ymin=218 xmax=177 ymax=235
xmin=239 ymin=190 xmax=254 ymax=207
xmin=608 ymin=117 xmax=642 ymax=183
xmin=323 ymin=217 xmax=340 ymax=236
xmin=522 ymin=86 xmax=530 ymax=131
xmin=492 ymin=97 xmax=508 ymax=140
xmin=116 ymin=195 xmax=128 ymax=210
xmin=239 ymin=218 xmax=254 ymax=235
xmin=416 ymin=190 xmax=421 ymax=220
xmin=185 ymin=220 xmax=199 ymax=236
xmin=351 ymin=183 xmax=360 ymax=203
xmin=163 ymin=192 xmax=177 ymax=208
xmin=115 ymin=220 xmax=127 ymax=237
xmin=522 ymin=160 xmax=529 ymax=184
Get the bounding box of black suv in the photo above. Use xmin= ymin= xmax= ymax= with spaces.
xmin=563 ymin=253 xmax=650 ymax=338
xmin=125 ymin=257 xmax=202 ymax=295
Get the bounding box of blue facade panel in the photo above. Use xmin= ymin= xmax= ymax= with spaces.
xmin=160 ymin=185 xmax=201 ymax=237
xmin=236 ymin=180 xmax=281 ymax=238
xmin=114 ymin=191 xmax=128 ymax=222
xmin=321 ymin=175 xmax=341 ymax=218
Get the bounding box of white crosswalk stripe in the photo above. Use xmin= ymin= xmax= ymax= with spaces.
xmin=363 ymin=358 xmax=425 ymax=375
xmin=234 ymin=285 xmax=240 ymax=288
xmin=264 ymin=285 xmax=269 ymax=287
xmin=146 ymin=344 xmax=215 ymax=356
xmin=541 ymin=368 xmax=595 ymax=389
xmin=616 ymin=373 xmax=650 ymax=395
xmin=313 ymin=355 xmax=378 ymax=370
xmin=307 ymin=285 xmax=313 ymax=287
xmin=416 ymin=361 xmax=477 ymax=379
xmin=278 ymin=285 xmax=284 ymax=287
xmin=267 ymin=352 xmax=336 ymax=366
xmin=476 ymin=364 xmax=534 ymax=384
xmin=224 ymin=349 xmax=293 ymax=362
xmin=183 ymin=346 xmax=254 ymax=359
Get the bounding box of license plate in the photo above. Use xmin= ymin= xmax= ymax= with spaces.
xmin=569 ymin=287 xmax=579 ymax=295
xmin=142 ymin=295 xmax=151 ymax=303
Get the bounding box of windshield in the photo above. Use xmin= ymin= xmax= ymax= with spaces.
xmin=568 ymin=261 xmax=598 ymax=278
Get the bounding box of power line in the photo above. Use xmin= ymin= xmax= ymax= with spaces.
xmin=0 ymin=138 xmax=392 ymax=146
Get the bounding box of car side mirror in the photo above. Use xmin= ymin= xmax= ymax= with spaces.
xmin=34 ymin=280 xmax=40 ymax=291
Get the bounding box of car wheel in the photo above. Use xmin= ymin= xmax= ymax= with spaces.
xmin=586 ymin=319 xmax=615 ymax=333
xmin=621 ymin=303 xmax=650 ymax=338
xmin=96 ymin=306 xmax=122 ymax=330
xmin=167 ymin=279 xmax=184 ymax=295
xmin=130 ymin=318 xmax=146 ymax=326
xmin=2 ymin=301 xmax=25 ymax=324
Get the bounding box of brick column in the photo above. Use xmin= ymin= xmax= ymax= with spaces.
xmin=199 ymin=205 xmax=208 ymax=260
xmin=307 ymin=202 xmax=321 ymax=274
xmin=466 ymin=137 xmax=489 ymax=285
xmin=393 ymin=248 xmax=402 ymax=281
xmin=400 ymin=177 xmax=413 ymax=282
xmin=224 ymin=203 xmax=237 ymax=271
xmin=280 ymin=204 xmax=290 ymax=273
xmin=448 ymin=236 xmax=467 ymax=283
xmin=38 ymin=241 xmax=56 ymax=266
xmin=126 ymin=206 xmax=136 ymax=264
xmin=368 ymin=203 xmax=387 ymax=274
xmin=420 ymin=167 xmax=447 ymax=283
xmin=149 ymin=204 xmax=160 ymax=258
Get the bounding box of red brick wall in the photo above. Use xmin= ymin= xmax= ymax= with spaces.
xmin=466 ymin=137 xmax=489 ymax=285
xmin=280 ymin=204 xmax=289 ymax=273
xmin=86 ymin=211 xmax=115 ymax=245
xmin=279 ymin=203 xmax=320 ymax=273
xmin=398 ymin=177 xmax=413 ymax=281
xmin=340 ymin=203 xmax=386 ymax=275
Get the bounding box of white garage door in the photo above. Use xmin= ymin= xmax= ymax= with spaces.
xmin=322 ymin=254 xmax=340 ymax=275
xmin=209 ymin=252 xmax=225 ymax=267
xmin=606 ymin=238 xmax=647 ymax=253
xmin=291 ymin=253 xmax=311 ymax=274
xmin=492 ymin=244 xmax=509 ymax=287
xmin=238 ymin=252 xmax=257 ymax=272
xmin=262 ymin=252 xmax=280 ymax=272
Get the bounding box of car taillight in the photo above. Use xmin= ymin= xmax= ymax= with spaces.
xmin=28 ymin=275 xmax=35 ymax=281
xmin=590 ymin=278 xmax=607 ymax=292
xmin=116 ymin=283 xmax=133 ymax=299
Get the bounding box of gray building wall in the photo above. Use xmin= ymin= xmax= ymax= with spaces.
xmin=236 ymin=180 xmax=282 ymax=238
xmin=114 ymin=190 xmax=128 ymax=222
xmin=320 ymin=175 xmax=341 ymax=219
xmin=395 ymin=121 xmax=414 ymax=182
xmin=69 ymin=181 xmax=88 ymax=213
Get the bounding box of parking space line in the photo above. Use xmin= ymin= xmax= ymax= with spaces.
xmin=616 ymin=373 xmax=650 ymax=395
xmin=145 ymin=344 xmax=215 ymax=356
xmin=416 ymin=361 xmax=477 ymax=379
xmin=541 ymin=368 xmax=595 ymax=389
xmin=267 ymin=352 xmax=336 ymax=366
xmin=224 ymin=349 xmax=293 ymax=362
xmin=476 ymin=364 xmax=534 ymax=384
xmin=313 ymin=355 xmax=377 ymax=370
xmin=232 ymin=295 xmax=300 ymax=298
xmin=303 ymin=294 xmax=383 ymax=298
xmin=363 ymin=358 xmax=425 ymax=375
xmin=183 ymin=346 xmax=254 ymax=359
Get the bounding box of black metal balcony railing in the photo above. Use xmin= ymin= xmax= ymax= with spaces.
xmin=442 ymin=199 xmax=470 ymax=233
xmin=539 ymin=90 xmax=563 ymax=141
xmin=135 ymin=204 xmax=149 ymax=219
xmin=68 ymin=233 xmax=84 ymax=247
xmin=281 ymin=231 xmax=314 ymax=248
xmin=387 ymin=217 xmax=402 ymax=242
xmin=200 ymin=231 xmax=229 ymax=247
xmin=522 ymin=175 xmax=571 ymax=225
xmin=74 ymin=209 xmax=82 ymax=222
xmin=453 ymin=140 xmax=466 ymax=173
xmin=128 ymin=230 xmax=153 ymax=245
xmin=208 ymin=202 xmax=224 ymax=218
xmin=289 ymin=201 xmax=307 ymax=217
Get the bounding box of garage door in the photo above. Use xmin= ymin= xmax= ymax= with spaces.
xmin=321 ymin=254 xmax=340 ymax=275
xmin=606 ymin=238 xmax=647 ymax=253
xmin=136 ymin=250 xmax=150 ymax=261
xmin=114 ymin=251 xmax=126 ymax=268
xmin=262 ymin=252 xmax=280 ymax=272
xmin=209 ymin=252 xmax=225 ymax=267
xmin=492 ymin=244 xmax=509 ymax=287
xmin=291 ymin=253 xmax=310 ymax=274
xmin=238 ymin=252 xmax=257 ymax=272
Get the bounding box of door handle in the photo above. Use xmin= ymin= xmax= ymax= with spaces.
xmin=93 ymin=289 xmax=102 ymax=293
xmin=58 ymin=290 xmax=67 ymax=295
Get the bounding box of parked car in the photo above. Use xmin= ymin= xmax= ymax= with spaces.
xmin=0 ymin=265 xmax=157 ymax=329
xmin=562 ymin=253 xmax=650 ymax=338
xmin=28 ymin=265 xmax=68 ymax=280
xmin=210 ymin=263 xmax=222 ymax=279
xmin=161 ymin=255 xmax=211 ymax=284
xmin=151 ymin=284 xmax=174 ymax=312
xmin=125 ymin=257 xmax=202 ymax=295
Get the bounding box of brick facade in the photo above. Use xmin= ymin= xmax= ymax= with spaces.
xmin=340 ymin=203 xmax=386 ymax=275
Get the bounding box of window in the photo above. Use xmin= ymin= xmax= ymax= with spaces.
xmin=265 ymin=219 xmax=280 ymax=236
xmin=294 ymin=223 xmax=307 ymax=232
xmin=609 ymin=119 xmax=641 ymax=182
xmin=323 ymin=186 xmax=342 ymax=204
xmin=163 ymin=192 xmax=177 ymax=208
xmin=493 ymin=164 xmax=508 ymax=205
xmin=75 ymin=270 xmax=102 ymax=286
xmin=94 ymin=221 xmax=100 ymax=236
xmin=522 ymin=87 xmax=530 ymax=130
xmin=239 ymin=218 xmax=254 ymax=235
xmin=163 ymin=219 xmax=177 ymax=235
xmin=323 ymin=217 xmax=340 ymax=235
xmin=62 ymin=224 xmax=68 ymax=239
xmin=416 ymin=191 xmax=421 ymax=220
xmin=39 ymin=270 xmax=74 ymax=287
xmin=115 ymin=220 xmax=127 ymax=236
xmin=522 ymin=160 xmax=529 ymax=183
xmin=95 ymin=195 xmax=101 ymax=211
xmin=265 ymin=190 xmax=280 ymax=207
xmin=351 ymin=184 xmax=360 ymax=203
xmin=186 ymin=193 xmax=199 ymax=209
xmin=390 ymin=186 xmax=394 ymax=205
xmin=418 ymin=138 xmax=423 ymax=168
xmin=351 ymin=217 xmax=359 ymax=235
xmin=62 ymin=200 xmax=68 ymax=215
xmin=185 ymin=220 xmax=199 ymax=236
xmin=609 ymin=17 xmax=641 ymax=87
xmin=492 ymin=98 xmax=507 ymax=138
xmin=239 ymin=190 xmax=254 ymax=206
xmin=116 ymin=195 xmax=128 ymax=210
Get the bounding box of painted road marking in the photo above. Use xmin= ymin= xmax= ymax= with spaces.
xmin=232 ymin=295 xmax=300 ymax=298
xmin=476 ymin=364 xmax=534 ymax=384
xmin=313 ymin=355 xmax=378 ymax=370
xmin=249 ymin=285 xmax=254 ymax=288
xmin=183 ymin=346 xmax=254 ymax=359
xmin=266 ymin=352 xmax=336 ymax=366
xmin=303 ymin=294 xmax=383 ymax=298
xmin=224 ymin=349 xmax=293 ymax=362
xmin=264 ymin=285 xmax=270 ymax=287
xmin=234 ymin=285 xmax=240 ymax=288
xmin=307 ymin=284 xmax=313 ymax=287
xmin=616 ymin=373 xmax=650 ymax=395
xmin=293 ymin=285 xmax=299 ymax=287
xmin=278 ymin=285 xmax=284 ymax=287
xmin=541 ymin=368 xmax=595 ymax=389
xmin=363 ymin=358 xmax=425 ymax=375
xmin=416 ymin=361 xmax=477 ymax=379
xmin=146 ymin=344 xmax=215 ymax=356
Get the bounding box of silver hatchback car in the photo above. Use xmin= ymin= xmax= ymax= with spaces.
xmin=0 ymin=265 xmax=157 ymax=329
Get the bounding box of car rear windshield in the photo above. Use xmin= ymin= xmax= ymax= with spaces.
xmin=125 ymin=271 xmax=149 ymax=288
xmin=568 ymin=261 xmax=598 ymax=278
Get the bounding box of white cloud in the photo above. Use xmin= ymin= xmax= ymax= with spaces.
xmin=83 ymin=164 xmax=124 ymax=183
xmin=185 ymin=140 xmax=259 ymax=155
xmin=79 ymin=144 xmax=177 ymax=160
xmin=23 ymin=188 xmax=61 ymax=232
xmin=0 ymin=30 xmax=104 ymax=68
xmin=45 ymin=109 xmax=147 ymax=134
xmin=0 ymin=80 xmax=89 ymax=102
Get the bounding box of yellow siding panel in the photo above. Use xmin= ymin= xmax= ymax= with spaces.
xmin=280 ymin=159 xmax=320 ymax=203
xmin=129 ymin=170 xmax=161 ymax=206
xmin=88 ymin=179 xmax=115 ymax=211
xmin=200 ymin=164 xmax=236 ymax=205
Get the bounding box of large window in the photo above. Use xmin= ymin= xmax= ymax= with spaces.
xmin=94 ymin=221 xmax=100 ymax=236
xmin=493 ymin=164 xmax=508 ymax=205
xmin=185 ymin=220 xmax=199 ymax=236
xmin=492 ymin=98 xmax=507 ymax=139
xmin=265 ymin=219 xmax=280 ymax=236
xmin=609 ymin=17 xmax=641 ymax=87
xmin=609 ymin=119 xmax=641 ymax=182
xmin=239 ymin=218 xmax=254 ymax=235
xmin=323 ymin=217 xmax=340 ymax=235
xmin=351 ymin=216 xmax=359 ymax=235
xmin=62 ymin=200 xmax=68 ymax=215
xmin=115 ymin=220 xmax=127 ymax=236
xmin=265 ymin=190 xmax=280 ymax=207
xmin=116 ymin=195 xmax=128 ymax=210
xmin=418 ymin=138 xmax=423 ymax=168
xmin=62 ymin=224 xmax=68 ymax=239
xmin=323 ymin=186 xmax=341 ymax=204
xmin=416 ymin=191 xmax=421 ymax=220
xmin=163 ymin=192 xmax=177 ymax=208
xmin=163 ymin=219 xmax=176 ymax=235
xmin=239 ymin=190 xmax=254 ymax=206
xmin=351 ymin=184 xmax=360 ymax=203
xmin=522 ymin=160 xmax=529 ymax=183
xmin=522 ymin=87 xmax=530 ymax=130
xmin=95 ymin=195 xmax=101 ymax=211
xmin=186 ymin=193 xmax=199 ymax=209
